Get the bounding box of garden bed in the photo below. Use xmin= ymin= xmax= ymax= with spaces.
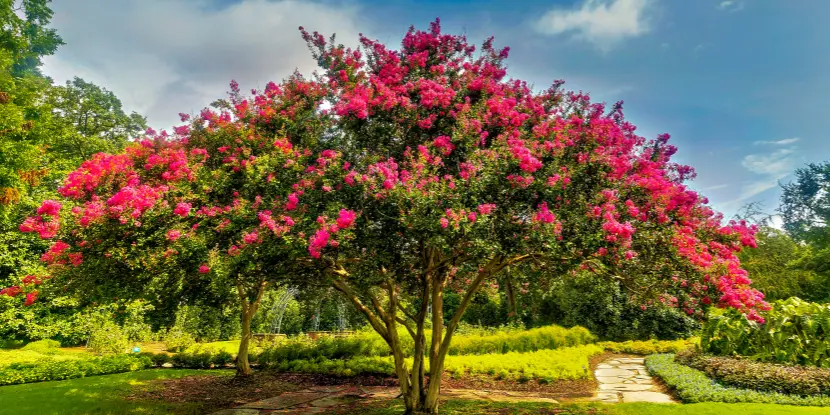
xmin=646 ymin=354 xmax=830 ymax=406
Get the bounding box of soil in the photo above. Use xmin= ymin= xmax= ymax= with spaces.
xmin=126 ymin=371 xmax=302 ymax=414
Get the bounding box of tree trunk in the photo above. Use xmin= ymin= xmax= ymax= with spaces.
xmin=503 ymin=273 xmax=518 ymax=320
xmin=235 ymin=279 xmax=268 ymax=377
xmin=237 ymin=310 xmax=254 ymax=376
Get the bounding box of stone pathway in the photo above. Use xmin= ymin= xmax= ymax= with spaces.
xmin=210 ymin=386 xmax=559 ymax=414
xmin=591 ymin=356 xmax=675 ymax=404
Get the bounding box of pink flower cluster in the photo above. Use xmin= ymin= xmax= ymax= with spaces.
xmin=20 ymin=200 xmax=62 ymax=239
xmin=308 ymin=210 xmax=357 ymax=258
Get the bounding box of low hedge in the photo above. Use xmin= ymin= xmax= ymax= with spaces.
xmin=676 ymin=351 xmax=830 ymax=396
xmin=598 ymin=338 xmax=695 ymax=355
xmin=646 ymin=354 xmax=830 ymax=406
xmin=0 ymin=354 xmax=152 ymax=386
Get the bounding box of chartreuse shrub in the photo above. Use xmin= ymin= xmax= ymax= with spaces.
xmin=0 ymin=354 xmax=151 ymax=385
xmin=257 ymin=324 xmax=596 ymax=363
xmin=676 ymin=350 xmax=830 ymax=396
xmin=19 ymin=339 xmax=61 ymax=354
xmin=447 ymin=325 xmax=595 ymax=355
xmin=261 ymin=344 xmax=603 ymax=383
xmin=598 ymin=338 xmax=696 ymax=355
xmin=701 ymin=298 xmax=830 ymax=367
xmin=646 ymin=354 xmax=830 ymax=406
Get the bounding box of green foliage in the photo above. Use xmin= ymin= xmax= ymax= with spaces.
xmin=701 ymin=298 xmax=830 ymax=367
xmin=539 ymin=272 xmax=700 ymax=341
xmin=88 ymin=319 xmax=128 ymax=355
xmin=738 ymin=227 xmax=830 ymax=302
xmin=677 ymin=350 xmax=830 ymax=396
xmin=263 ymin=355 xmax=395 ymax=377
xmin=598 ymin=338 xmax=696 ymax=355
xmin=163 ymin=326 xmax=196 ymax=353
xmin=263 ymin=344 xmax=603 ymax=383
xmin=19 ymin=338 xmax=59 ymax=354
xmin=442 ymin=344 xmax=602 ymax=382
xmin=0 ymin=354 xmax=151 ymax=386
xmin=259 ymin=329 xmax=392 ymax=362
xmin=646 ymin=354 xmax=830 ymax=406
xmin=447 ymin=324 xmax=595 ymax=355
xmin=170 ymin=347 xmax=234 ymax=369
xmin=257 ymin=324 xmax=594 ymax=363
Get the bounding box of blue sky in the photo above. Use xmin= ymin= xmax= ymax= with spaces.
xmin=41 ymin=0 xmax=830 ymax=222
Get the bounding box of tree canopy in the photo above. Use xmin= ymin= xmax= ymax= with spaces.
xmin=3 ymin=19 xmax=768 ymax=414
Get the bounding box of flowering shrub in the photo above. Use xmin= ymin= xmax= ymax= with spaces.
xmin=701 ymin=298 xmax=830 ymax=367
xmin=646 ymin=354 xmax=830 ymax=406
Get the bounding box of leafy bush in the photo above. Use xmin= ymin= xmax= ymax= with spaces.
xmin=646 ymin=354 xmax=830 ymax=406
xmin=265 ymin=356 xmax=395 ymax=377
xmin=0 ymin=354 xmax=152 ymax=385
xmin=701 ymin=298 xmax=830 ymax=367
xmin=171 ymin=351 xmax=214 ymax=369
xmin=598 ymin=338 xmax=696 ymax=355
xmin=262 ymin=344 xmax=603 ymax=383
xmin=677 ymin=351 xmax=830 ymax=396
xmin=20 ymin=339 xmax=61 ymax=354
xmin=88 ymin=319 xmax=129 ymax=355
xmin=164 ymin=326 xmax=196 ymax=353
xmin=448 ymin=325 xmax=595 ymax=355
xmin=258 ymin=324 xmax=594 ymax=363
xmin=540 ymin=272 xmax=701 ymax=341
xmin=442 ymin=344 xmax=602 ymax=382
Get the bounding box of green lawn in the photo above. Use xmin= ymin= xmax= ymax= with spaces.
xmin=0 ymin=369 xmax=231 ymax=415
xmin=353 ymin=400 xmax=830 ymax=415
xmin=4 ymin=368 xmax=830 ymax=415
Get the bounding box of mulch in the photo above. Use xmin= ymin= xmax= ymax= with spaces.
xmin=127 ymin=352 xmax=617 ymax=413
xmin=125 ymin=371 xmax=301 ymax=414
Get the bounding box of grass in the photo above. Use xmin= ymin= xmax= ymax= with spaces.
xmin=0 ymin=369 xmax=231 ymax=415
xmin=349 ymin=400 xmax=830 ymax=415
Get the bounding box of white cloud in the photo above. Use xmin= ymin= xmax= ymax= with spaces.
xmin=741 ymin=148 xmax=798 ymax=177
xmin=716 ymin=1 xmax=744 ymax=12
xmin=753 ymin=137 xmax=801 ymax=145
xmin=701 ymin=183 xmax=729 ymax=191
xmin=533 ymin=0 xmax=653 ymax=52
xmin=723 ymin=145 xmax=802 ymax=208
xmin=41 ymin=0 xmax=368 ymax=130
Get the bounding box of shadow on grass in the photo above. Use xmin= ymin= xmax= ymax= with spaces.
xmin=0 ymin=369 xmax=232 ymax=415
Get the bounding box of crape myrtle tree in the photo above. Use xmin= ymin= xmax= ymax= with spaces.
xmin=3 ymin=19 xmax=769 ymax=413
xmin=4 ymin=77 xmax=345 ymax=375
xmin=289 ymin=21 xmax=768 ymax=414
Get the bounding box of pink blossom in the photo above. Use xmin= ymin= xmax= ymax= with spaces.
xmin=198 ymin=264 xmax=210 ymax=274
xmin=167 ymin=229 xmax=182 ymax=241
xmin=37 ymin=200 xmax=62 ymax=216
xmin=174 ymin=202 xmax=192 ymax=217
xmin=336 ymin=210 xmax=357 ymax=229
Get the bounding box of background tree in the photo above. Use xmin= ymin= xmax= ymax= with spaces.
xmin=0 ymin=0 xmax=151 ymax=344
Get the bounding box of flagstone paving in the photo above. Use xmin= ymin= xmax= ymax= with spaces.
xmin=591 ymin=356 xmax=675 ymax=404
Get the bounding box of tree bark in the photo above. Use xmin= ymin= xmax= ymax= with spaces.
xmin=235 ymin=279 xmax=267 ymax=377
xmin=237 ymin=309 xmax=254 ymax=376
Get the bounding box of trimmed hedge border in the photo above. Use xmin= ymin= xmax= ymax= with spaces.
xmin=677 ymin=351 xmax=830 ymax=396
xmin=0 ymin=354 xmax=152 ymax=386
xmin=646 ymin=354 xmax=830 ymax=406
